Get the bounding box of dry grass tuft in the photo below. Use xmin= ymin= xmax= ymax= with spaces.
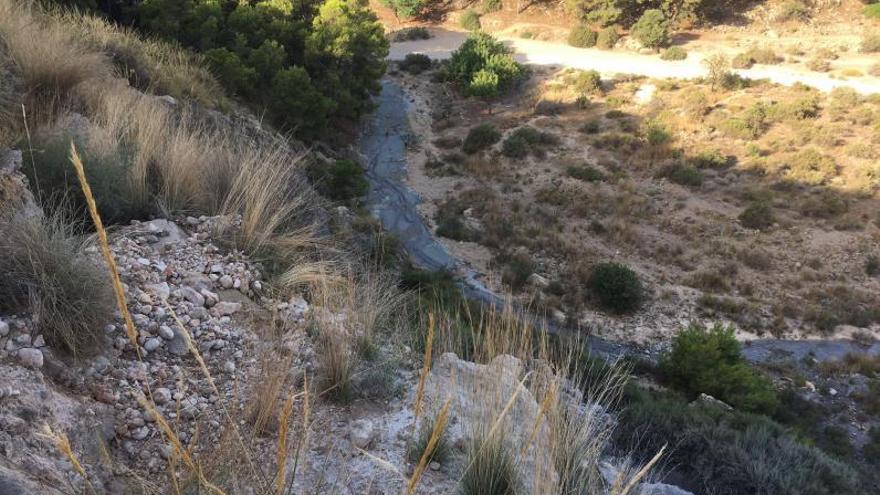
xmin=0 ymin=203 xmax=114 ymax=356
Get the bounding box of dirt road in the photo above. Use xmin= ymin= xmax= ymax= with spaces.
xmin=388 ymin=28 xmax=880 ymax=94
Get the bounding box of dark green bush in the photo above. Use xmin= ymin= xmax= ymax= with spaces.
xmin=632 ymin=9 xmax=669 ymax=50
xmin=866 ymin=255 xmax=880 ymax=277
xmin=380 ymin=0 xmax=426 ymax=18
xmin=587 ymin=262 xmax=644 ymax=313
xmin=25 ymin=134 xmax=153 ymax=225
xmin=447 ymin=32 xmax=524 ymax=98
xmin=565 ymin=69 xmax=602 ymax=94
xmin=739 ymin=201 xmax=774 ymax=230
xmin=137 ymin=0 xmax=389 ymax=140
xmin=393 ymin=27 xmax=432 ymax=41
xmin=596 ymin=26 xmax=619 ymax=49
xmin=660 ymin=46 xmax=687 ymax=60
xmin=568 ymin=25 xmax=597 ymax=48
xmin=659 ymin=323 xmax=778 ymax=414
xmin=659 ymin=162 xmax=703 ymax=186
xmin=689 ymin=149 xmax=728 ymax=168
xmin=460 ymin=10 xmax=482 ymax=31
xmin=399 ymin=53 xmax=432 ymax=74
xmin=616 ymin=386 xmax=863 ymax=495
xmin=501 ymin=126 xmax=558 ymax=159
xmin=566 ymin=165 xmax=605 ymax=182
xmin=307 ymin=159 xmax=369 ymax=201
xmin=462 ymin=124 xmax=502 ymax=154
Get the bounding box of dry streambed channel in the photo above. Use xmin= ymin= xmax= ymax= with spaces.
xmin=360 ymin=78 xmax=880 ymax=365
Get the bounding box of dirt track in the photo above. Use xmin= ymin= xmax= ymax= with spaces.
xmin=388 ymin=27 xmax=880 ymax=94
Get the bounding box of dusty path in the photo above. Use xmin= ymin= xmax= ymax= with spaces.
xmin=388 ymin=28 xmax=880 ymax=94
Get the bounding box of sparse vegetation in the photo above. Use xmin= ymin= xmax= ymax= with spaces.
xmin=462 ymin=123 xmax=502 ymax=154
xmin=587 ymin=262 xmax=644 ymax=313
xmin=307 ymin=159 xmax=369 ymax=202
xmin=861 ymin=33 xmax=880 ymax=53
xmin=739 ymin=202 xmax=774 ymax=230
xmin=501 ymin=126 xmax=559 ymax=158
xmin=596 ymin=26 xmax=619 ymax=49
xmin=460 ymin=429 xmax=519 ymax=495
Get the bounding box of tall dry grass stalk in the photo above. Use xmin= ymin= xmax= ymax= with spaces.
xmin=412 ymin=313 xmax=435 ymax=429
xmin=406 ymin=397 xmax=451 ymax=495
xmin=68 ymin=142 xmax=138 ymax=350
xmin=38 ymin=425 xmax=97 ymax=494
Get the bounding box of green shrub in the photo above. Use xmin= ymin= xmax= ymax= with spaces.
xmin=596 ymin=26 xmax=619 ymax=49
xmin=659 ymin=162 xmax=703 ymax=186
xmin=734 ymin=47 xmax=780 ymax=68
xmin=482 ymin=0 xmax=502 ymax=12
xmin=862 ymin=33 xmax=880 ymax=53
xmin=307 ymin=159 xmax=369 ymax=201
xmin=380 ymin=0 xmax=426 ymax=18
xmin=632 ymin=9 xmax=669 ymax=50
xmin=0 ymin=209 xmax=114 ymax=356
xmin=660 ymin=46 xmax=687 ymax=60
xmin=866 ymin=3 xmax=880 ymax=19
xmin=460 ymin=10 xmax=482 ymax=31
xmin=501 ymin=126 xmax=559 ymax=158
xmin=447 ymin=32 xmax=524 ymax=98
xmin=407 ymin=414 xmax=450 ymax=463
xmin=139 ymin=0 xmax=389 ymax=140
xmin=399 ymin=53 xmax=432 ymax=74
xmin=690 ymin=149 xmax=728 ymax=168
xmin=393 ymin=27 xmax=432 ymax=41
xmin=721 ymin=103 xmax=767 ymax=139
xmin=738 ymin=202 xmax=774 ymax=230
xmin=644 ymin=121 xmax=670 ymax=146
xmin=25 ymin=134 xmax=152 ymax=225
xmin=565 ymin=69 xmax=602 ymax=94
xmin=568 ymin=25 xmax=597 ymax=48
xmin=579 ymin=119 xmax=601 ymax=133
xmin=616 ymin=386 xmax=863 ymax=495
xmin=866 ymin=255 xmax=880 ymax=277
xmin=462 ymin=124 xmax=502 ymax=154
xmin=498 ymin=251 xmax=534 ymax=290
xmin=566 ymin=165 xmax=605 ymax=182
xmin=731 ymin=52 xmax=754 ymax=69
xmin=798 ymin=189 xmax=848 ymax=218
xmin=659 ymin=323 xmax=778 ymax=414
xmin=460 ymin=430 xmax=519 ymax=495
xmin=587 ymin=262 xmax=644 ymax=313
xmin=775 ymin=0 xmax=811 ymax=22
xmin=787 ymin=149 xmax=837 ymax=185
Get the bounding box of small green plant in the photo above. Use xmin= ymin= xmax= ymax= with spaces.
xmin=461 ymin=10 xmax=482 ymax=31
xmin=462 ymin=124 xmax=502 ymax=154
xmin=660 ymin=46 xmax=687 ymax=60
xmin=587 ymin=262 xmax=644 ymax=313
xmin=787 ymin=149 xmax=837 ymax=185
xmin=866 ymin=3 xmax=880 ymax=19
xmin=501 ymin=126 xmax=558 ymax=159
xmin=596 ymin=26 xmax=618 ymax=49
xmin=566 ymin=165 xmax=605 ymax=182
xmin=568 ymin=25 xmax=597 ymax=48
xmin=866 ymin=255 xmax=880 ymax=277
xmin=775 ymin=0 xmax=810 ymax=22
xmin=393 ymin=27 xmax=432 ymax=41
xmin=447 ymin=32 xmax=524 ymax=98
xmin=739 ymin=202 xmax=774 ymax=230
xmin=632 ymin=9 xmax=669 ymax=50
xmin=399 ymin=53 xmax=432 ymax=74
xmin=460 ymin=430 xmax=519 ymax=495
xmin=565 ymin=69 xmax=602 ymax=94
xmin=407 ymin=415 xmax=450 ymax=463
xmin=482 ymin=0 xmax=502 ymax=12
xmin=659 ymin=323 xmax=778 ymax=414
xmin=659 ymin=162 xmax=703 ymax=187
xmin=861 ymin=33 xmax=880 ymax=53
xmin=690 ymin=149 xmax=728 ymax=168
xmin=307 ymin=159 xmax=369 ymax=201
